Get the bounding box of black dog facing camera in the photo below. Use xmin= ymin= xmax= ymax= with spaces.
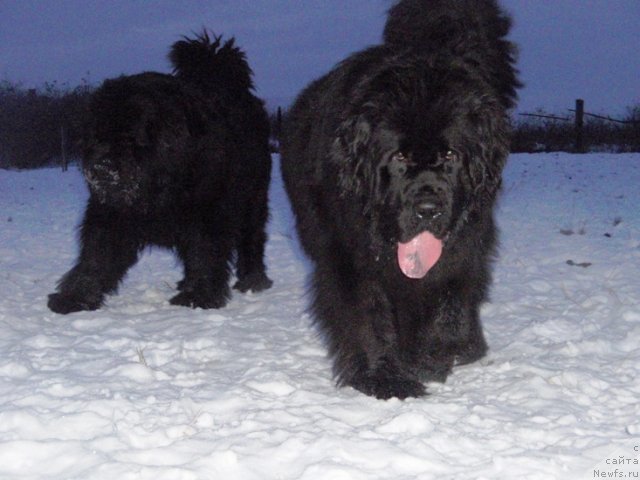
xmin=281 ymin=0 xmax=520 ymax=399
xmin=48 ymin=32 xmax=273 ymax=314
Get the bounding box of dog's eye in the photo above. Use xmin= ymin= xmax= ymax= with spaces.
xmin=437 ymin=149 xmax=458 ymax=163
xmin=392 ymin=152 xmax=414 ymax=165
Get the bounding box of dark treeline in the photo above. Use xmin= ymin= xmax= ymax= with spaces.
xmin=0 ymin=80 xmax=93 ymax=169
xmin=1 ymin=79 xmax=639 ymax=169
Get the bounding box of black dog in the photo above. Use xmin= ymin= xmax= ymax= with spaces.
xmin=48 ymin=32 xmax=272 ymax=314
xmin=281 ymin=0 xmax=519 ymax=399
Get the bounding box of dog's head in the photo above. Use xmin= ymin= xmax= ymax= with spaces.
xmin=82 ymin=111 xmax=152 ymax=209
xmin=82 ymin=148 xmax=144 ymax=208
xmin=81 ymin=77 xmax=190 ymax=210
xmin=331 ymin=60 xmax=510 ymax=277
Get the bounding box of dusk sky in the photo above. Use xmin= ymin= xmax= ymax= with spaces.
xmin=1 ymin=1 xmax=638 ymax=116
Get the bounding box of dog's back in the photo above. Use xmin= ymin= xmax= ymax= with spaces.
xmin=383 ymin=0 xmax=520 ymax=109
xmin=169 ymin=31 xmax=271 ymax=164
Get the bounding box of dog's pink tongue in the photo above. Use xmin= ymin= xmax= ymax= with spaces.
xmin=397 ymin=231 xmax=442 ymax=279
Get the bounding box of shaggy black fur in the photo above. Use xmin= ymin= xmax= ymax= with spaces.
xmin=281 ymin=0 xmax=519 ymax=399
xmin=48 ymin=32 xmax=272 ymax=314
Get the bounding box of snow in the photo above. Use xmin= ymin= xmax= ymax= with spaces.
xmin=1 ymin=152 xmax=639 ymax=479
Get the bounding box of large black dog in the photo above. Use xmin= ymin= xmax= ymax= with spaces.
xmin=281 ymin=0 xmax=519 ymax=399
xmin=48 ymin=32 xmax=272 ymax=314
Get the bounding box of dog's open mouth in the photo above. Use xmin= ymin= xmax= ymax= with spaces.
xmin=397 ymin=231 xmax=443 ymax=279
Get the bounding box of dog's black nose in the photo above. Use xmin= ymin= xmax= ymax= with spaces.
xmin=416 ymin=201 xmax=438 ymax=219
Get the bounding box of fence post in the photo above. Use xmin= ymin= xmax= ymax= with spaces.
xmin=574 ymin=99 xmax=585 ymax=153
xmin=60 ymin=124 xmax=68 ymax=171
xmin=276 ymin=107 xmax=283 ymax=138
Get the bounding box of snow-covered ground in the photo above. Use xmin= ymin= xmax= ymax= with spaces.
xmin=0 ymin=153 xmax=638 ymax=479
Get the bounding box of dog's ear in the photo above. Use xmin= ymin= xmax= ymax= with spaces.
xmin=467 ymin=149 xmax=504 ymax=199
xmin=465 ymin=102 xmax=510 ymax=201
xmin=332 ymin=115 xmax=373 ymax=196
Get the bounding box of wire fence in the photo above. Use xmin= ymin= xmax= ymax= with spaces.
xmin=513 ymin=99 xmax=640 ymax=153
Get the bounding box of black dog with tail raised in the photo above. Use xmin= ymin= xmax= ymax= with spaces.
xmin=48 ymin=31 xmax=272 ymax=314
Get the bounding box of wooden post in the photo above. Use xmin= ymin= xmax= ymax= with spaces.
xmin=574 ymin=99 xmax=585 ymax=153
xmin=60 ymin=124 xmax=68 ymax=171
xmin=276 ymin=106 xmax=282 ymax=138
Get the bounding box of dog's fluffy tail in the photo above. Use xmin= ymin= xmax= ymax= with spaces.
xmin=383 ymin=0 xmax=520 ymax=108
xmin=169 ymin=30 xmax=254 ymax=92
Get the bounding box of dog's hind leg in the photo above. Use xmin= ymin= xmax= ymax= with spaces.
xmin=171 ymin=228 xmax=233 ymax=309
xmin=233 ymin=184 xmax=273 ymax=294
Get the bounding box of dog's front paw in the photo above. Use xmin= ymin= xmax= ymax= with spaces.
xmin=47 ymin=292 xmax=102 ymax=314
xmin=346 ymin=359 xmax=426 ymax=400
